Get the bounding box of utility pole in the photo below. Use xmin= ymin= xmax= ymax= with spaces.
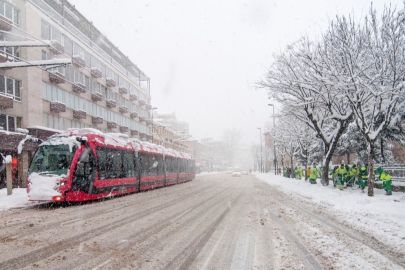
xmin=268 ymin=104 xmax=276 ymax=175
xmin=257 ymin=128 xmax=262 ymax=173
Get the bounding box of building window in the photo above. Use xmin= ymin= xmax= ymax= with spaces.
xmin=0 ymin=1 xmax=19 ymax=26
xmin=0 ymin=114 xmax=20 ymax=132
xmin=0 ymin=74 xmax=21 ymax=101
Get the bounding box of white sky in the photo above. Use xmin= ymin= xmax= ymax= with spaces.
xmin=69 ymin=0 xmax=403 ymax=145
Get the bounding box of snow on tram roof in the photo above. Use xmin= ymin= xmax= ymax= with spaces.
xmin=50 ymin=128 xmax=193 ymax=158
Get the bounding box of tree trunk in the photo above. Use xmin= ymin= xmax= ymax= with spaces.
xmin=290 ymin=156 xmax=294 ymax=178
xmin=346 ymin=152 xmax=350 ymax=164
xmin=368 ymin=141 xmax=375 ymax=197
xmin=380 ymin=138 xmax=385 ymax=164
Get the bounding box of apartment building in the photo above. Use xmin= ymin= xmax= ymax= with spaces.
xmin=0 ymin=0 xmax=152 ymax=186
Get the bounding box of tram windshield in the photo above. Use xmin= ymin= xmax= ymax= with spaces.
xmin=29 ymin=144 xmax=76 ymax=176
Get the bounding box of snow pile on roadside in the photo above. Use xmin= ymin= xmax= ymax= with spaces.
xmin=0 ymin=188 xmax=38 ymax=211
xmin=255 ymin=173 xmax=405 ymax=254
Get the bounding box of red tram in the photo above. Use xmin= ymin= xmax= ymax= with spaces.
xmin=26 ymin=129 xmax=195 ymax=202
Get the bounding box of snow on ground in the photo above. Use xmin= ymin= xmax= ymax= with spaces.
xmin=255 ymin=173 xmax=405 ymax=255
xmin=0 ymin=188 xmax=40 ymax=211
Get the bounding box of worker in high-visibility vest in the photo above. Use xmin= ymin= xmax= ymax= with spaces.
xmin=376 ymin=167 xmax=392 ymax=195
xmin=347 ymin=164 xmax=357 ymax=187
xmin=309 ymin=166 xmax=318 ymax=184
xmin=296 ymin=166 xmax=303 ymax=180
xmin=358 ymin=164 xmax=369 ymax=191
xmin=306 ymin=166 xmax=311 ymax=181
xmin=330 ymin=166 xmax=338 ymax=187
xmin=336 ymin=164 xmax=347 ymax=190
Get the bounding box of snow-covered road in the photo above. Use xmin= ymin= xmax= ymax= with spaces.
xmin=0 ymin=173 xmax=404 ymax=269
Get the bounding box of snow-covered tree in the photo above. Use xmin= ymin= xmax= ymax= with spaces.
xmin=259 ymin=38 xmax=353 ymax=185
xmin=327 ymin=7 xmax=405 ymax=196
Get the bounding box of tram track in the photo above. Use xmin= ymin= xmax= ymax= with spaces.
xmin=78 ymin=189 xmax=244 ymax=269
xmin=0 ymin=180 xmax=208 ymax=240
xmin=0 ymin=180 xmax=226 ymax=269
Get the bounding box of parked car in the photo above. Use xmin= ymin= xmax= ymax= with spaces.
xmin=232 ymin=171 xmax=241 ymax=177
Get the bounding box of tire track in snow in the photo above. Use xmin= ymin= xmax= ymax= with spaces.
xmin=0 ymin=185 xmax=226 ymax=269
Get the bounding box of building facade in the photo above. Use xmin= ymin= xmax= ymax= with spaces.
xmin=0 ymin=0 xmax=152 ymax=186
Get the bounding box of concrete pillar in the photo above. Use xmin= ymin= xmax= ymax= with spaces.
xmin=6 ymin=163 xmax=12 ymax=195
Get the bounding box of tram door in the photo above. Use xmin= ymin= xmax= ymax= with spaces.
xmin=72 ymin=146 xmax=96 ymax=193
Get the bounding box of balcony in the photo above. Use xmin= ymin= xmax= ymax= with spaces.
xmin=106 ymin=78 xmax=116 ymax=88
xmin=107 ymin=121 xmax=117 ymax=129
xmin=145 ymin=120 xmax=152 ymax=126
xmin=139 ymin=132 xmax=147 ymax=139
xmin=119 ymin=106 xmax=128 ymax=114
xmin=0 ymin=15 xmax=12 ymax=31
xmin=92 ymin=116 xmax=103 ymax=124
xmin=120 ymin=126 xmax=129 ymax=133
xmin=49 ymin=71 xmax=65 ymax=84
xmin=50 ymin=101 xmax=66 ymax=113
xmin=131 ymin=130 xmax=139 ymax=136
xmin=138 ymin=100 xmax=146 ymax=106
xmin=130 ymin=94 xmax=138 ymax=101
xmin=0 ymin=51 xmax=8 ymax=63
xmin=91 ymin=92 xmax=103 ymax=102
xmin=72 ymin=82 xmax=86 ymax=94
xmin=73 ymin=109 xmax=86 ymax=119
xmin=139 ymin=116 xmax=146 ymax=122
xmin=72 ymin=55 xmax=85 ymax=67
xmin=119 ymin=86 xmax=128 ymax=95
xmin=146 ymin=104 xmax=152 ymax=110
xmin=49 ymin=41 xmax=64 ymax=55
xmin=130 ymin=111 xmax=138 ymax=118
xmin=106 ymin=99 xmax=116 ymax=108
xmin=0 ymin=94 xmax=13 ymax=109
xmin=91 ymin=68 xmax=102 ymax=78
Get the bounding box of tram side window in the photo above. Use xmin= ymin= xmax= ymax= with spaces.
xmin=123 ymin=151 xmax=135 ymax=178
xmin=96 ymin=147 xmax=124 ymax=179
xmin=165 ymin=157 xmax=177 ymax=174
xmin=139 ymin=153 xmax=150 ymax=176
xmin=156 ymin=155 xmax=164 ymax=174
xmin=149 ymin=154 xmax=158 ymax=176
xmin=108 ymin=150 xmax=123 ymax=179
xmin=178 ymin=159 xmax=185 ymax=174
xmin=96 ymin=147 xmax=107 ymax=180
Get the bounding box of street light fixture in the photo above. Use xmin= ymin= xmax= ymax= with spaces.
xmin=257 ymin=127 xmax=262 ymax=173
xmin=268 ymin=104 xmax=277 ymax=175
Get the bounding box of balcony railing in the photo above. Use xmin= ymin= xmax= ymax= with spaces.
xmin=92 ymin=116 xmax=103 ymax=124
xmin=72 ymin=82 xmax=86 ymax=93
xmin=72 ymin=55 xmax=85 ymax=67
xmin=91 ymin=92 xmax=103 ymax=102
xmin=106 ymin=78 xmax=116 ymax=88
xmin=106 ymin=99 xmax=116 ymax=108
xmin=119 ymin=106 xmax=128 ymax=114
xmin=50 ymin=40 xmax=64 ymax=55
xmin=131 ymin=129 xmax=139 ymax=136
xmin=0 ymin=94 xmax=13 ymax=109
xmin=50 ymin=101 xmax=66 ymax=113
xmin=107 ymin=121 xmax=117 ymax=129
xmin=120 ymin=126 xmax=129 ymax=133
xmin=73 ymin=109 xmax=86 ymax=119
xmin=130 ymin=111 xmax=138 ymax=118
xmin=0 ymin=15 xmax=12 ymax=31
xmin=119 ymin=86 xmax=128 ymax=95
xmin=49 ymin=71 xmax=65 ymax=84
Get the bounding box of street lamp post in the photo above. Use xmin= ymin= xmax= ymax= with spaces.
xmin=151 ymin=107 xmax=158 ymax=143
xmin=268 ymin=104 xmax=277 ymax=175
xmin=257 ymin=128 xmax=262 ymax=173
